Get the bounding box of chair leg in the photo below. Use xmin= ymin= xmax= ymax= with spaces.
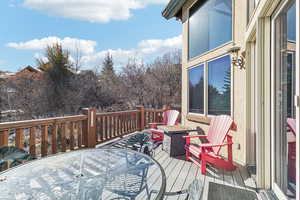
xmin=201 ymin=155 xmax=206 ymax=174
xmin=186 ymin=150 xmax=190 ymax=161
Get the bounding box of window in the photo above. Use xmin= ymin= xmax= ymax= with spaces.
xmin=189 ymin=65 xmax=204 ymax=114
xmin=287 ymin=3 xmax=296 ymax=41
xmin=188 ymin=55 xmax=231 ymax=116
xmin=188 ymin=0 xmax=232 ymax=59
xmin=208 ymin=55 xmax=231 ymax=115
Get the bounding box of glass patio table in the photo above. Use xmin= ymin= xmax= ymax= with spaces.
xmin=0 ymin=148 xmax=166 ymax=200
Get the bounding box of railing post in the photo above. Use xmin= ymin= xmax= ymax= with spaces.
xmin=163 ymin=105 xmax=171 ymax=111
xmin=0 ymin=130 xmax=8 ymax=147
xmin=137 ymin=106 xmax=145 ymax=131
xmin=82 ymin=108 xmax=96 ymax=148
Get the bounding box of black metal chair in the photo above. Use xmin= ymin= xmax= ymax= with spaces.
xmin=125 ymin=131 xmax=155 ymax=156
xmin=104 ymin=158 xmax=153 ymax=200
xmin=0 ymin=146 xmax=32 ymax=171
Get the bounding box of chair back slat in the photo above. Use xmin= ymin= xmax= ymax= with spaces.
xmin=206 ymin=115 xmax=233 ymax=155
xmin=287 ymin=118 xmax=296 ymax=136
xmin=163 ymin=110 xmax=180 ymax=126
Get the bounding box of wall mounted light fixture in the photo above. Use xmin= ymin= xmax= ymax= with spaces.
xmin=228 ymin=46 xmax=245 ymax=69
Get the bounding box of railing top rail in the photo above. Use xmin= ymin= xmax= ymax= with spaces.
xmin=0 ymin=115 xmax=87 ymax=130
xmin=96 ymin=110 xmax=140 ymax=116
xmin=144 ymin=109 xmax=164 ymax=112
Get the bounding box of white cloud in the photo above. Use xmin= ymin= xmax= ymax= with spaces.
xmin=23 ymin=0 xmax=169 ymax=23
xmin=33 ymin=53 xmax=49 ymax=63
xmin=81 ymin=35 xmax=182 ymax=68
xmin=7 ymin=35 xmax=182 ymax=70
xmin=7 ymin=37 xmax=97 ymax=55
xmin=138 ymin=35 xmax=182 ymax=56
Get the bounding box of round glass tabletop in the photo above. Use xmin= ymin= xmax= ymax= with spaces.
xmin=0 ymin=148 xmax=166 ymax=200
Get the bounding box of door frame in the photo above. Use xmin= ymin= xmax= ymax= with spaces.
xmin=295 ymin=0 xmax=299 ymax=199
xmin=271 ymin=0 xmax=297 ymax=198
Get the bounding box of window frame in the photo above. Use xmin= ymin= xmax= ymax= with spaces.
xmin=187 ymin=54 xmax=233 ymax=117
xmin=187 ymin=0 xmax=234 ymax=61
xmin=247 ymin=0 xmax=261 ymax=24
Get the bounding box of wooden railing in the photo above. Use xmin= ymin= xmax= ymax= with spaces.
xmin=95 ymin=110 xmax=140 ymax=143
xmin=0 ymin=115 xmax=88 ymax=158
xmin=0 ymin=106 xmax=180 ymax=168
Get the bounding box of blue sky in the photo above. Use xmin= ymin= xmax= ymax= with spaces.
xmin=0 ymin=0 xmax=181 ymax=72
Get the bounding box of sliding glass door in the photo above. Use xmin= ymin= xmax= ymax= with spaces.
xmin=272 ymin=0 xmax=297 ymax=198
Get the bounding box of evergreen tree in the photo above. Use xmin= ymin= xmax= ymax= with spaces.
xmin=37 ymin=43 xmax=72 ymax=88
xmin=222 ymin=69 xmax=231 ymax=114
xmin=36 ymin=43 xmax=73 ymax=112
xmin=101 ymin=52 xmax=115 ymax=77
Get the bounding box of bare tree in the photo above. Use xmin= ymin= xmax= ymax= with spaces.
xmin=73 ymin=41 xmax=83 ymax=73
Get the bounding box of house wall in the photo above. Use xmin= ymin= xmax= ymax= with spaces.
xmin=179 ymin=0 xmax=297 ymax=191
xmin=181 ymin=0 xmax=248 ymax=165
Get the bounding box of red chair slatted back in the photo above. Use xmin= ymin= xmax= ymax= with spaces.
xmin=163 ymin=110 xmax=180 ymax=126
xmin=206 ymin=115 xmax=233 ymax=155
xmin=287 ymin=118 xmax=296 ymax=136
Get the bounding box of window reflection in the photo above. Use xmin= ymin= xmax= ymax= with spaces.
xmin=189 ymin=0 xmax=232 ymax=59
xmin=208 ymin=55 xmax=231 ymax=115
xmin=274 ymin=1 xmax=296 ymax=197
xmin=189 ymin=65 xmax=204 ymax=114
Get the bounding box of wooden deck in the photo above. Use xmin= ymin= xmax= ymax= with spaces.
xmin=101 ymin=136 xmax=258 ymax=200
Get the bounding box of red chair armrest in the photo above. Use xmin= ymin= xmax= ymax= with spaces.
xmin=183 ymin=135 xmax=207 ymax=139
xmin=183 ymin=135 xmax=208 ymax=145
xmin=200 ymin=142 xmax=233 ymax=148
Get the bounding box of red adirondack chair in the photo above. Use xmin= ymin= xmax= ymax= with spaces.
xmin=183 ymin=115 xmax=236 ymax=174
xmin=149 ymin=110 xmax=179 ymax=141
xmin=287 ymin=118 xmax=296 ymax=183
xmin=287 ymin=118 xmax=296 ymax=136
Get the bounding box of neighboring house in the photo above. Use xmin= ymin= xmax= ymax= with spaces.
xmin=163 ymin=0 xmax=299 ymax=199
xmin=10 ymin=65 xmax=43 ymax=80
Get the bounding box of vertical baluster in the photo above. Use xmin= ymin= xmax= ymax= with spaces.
xmin=135 ymin=113 xmax=138 ymax=131
xmin=78 ymin=121 xmax=82 ymax=148
xmin=95 ymin=118 xmax=99 ymax=142
xmin=82 ymin=119 xmax=88 ymax=147
xmin=119 ymin=114 xmax=123 ymax=135
xmin=61 ymin=123 xmax=67 ymax=152
xmin=107 ymin=115 xmax=110 ymax=139
xmin=51 ymin=124 xmax=57 ymax=154
xmin=97 ymin=117 xmax=103 ymax=141
xmin=41 ymin=125 xmax=48 ymax=157
xmin=70 ymin=122 xmax=75 ymax=150
xmin=124 ymin=113 xmax=127 ymax=134
xmin=0 ymin=130 xmax=9 ymax=147
xmin=114 ymin=115 xmax=117 ymax=137
xmin=130 ymin=114 xmax=133 ymax=132
xmin=116 ymin=115 xmax=119 ymax=136
xmin=124 ymin=114 xmax=127 ymax=134
xmin=152 ymin=111 xmax=155 ymax=123
xmin=110 ymin=115 xmax=114 ymax=138
xmin=29 ymin=127 xmax=36 ymax=157
xmin=110 ymin=115 xmax=113 ymax=138
xmin=104 ymin=116 xmax=108 ymax=140
xmin=15 ymin=128 xmax=24 ymax=149
xmin=112 ymin=115 xmax=115 ymax=137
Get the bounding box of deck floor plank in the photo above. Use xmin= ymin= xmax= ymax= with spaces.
xmin=223 ymin=169 xmax=235 ymax=186
xmin=232 ymin=168 xmax=246 ymax=188
xmin=164 ymin=157 xmax=186 ymax=193
xmin=102 ymin=137 xmax=258 ymax=200
xmin=239 ymin=167 xmax=257 ymax=190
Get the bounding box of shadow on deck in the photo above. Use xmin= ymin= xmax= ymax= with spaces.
xmin=98 ymin=134 xmax=258 ymax=200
